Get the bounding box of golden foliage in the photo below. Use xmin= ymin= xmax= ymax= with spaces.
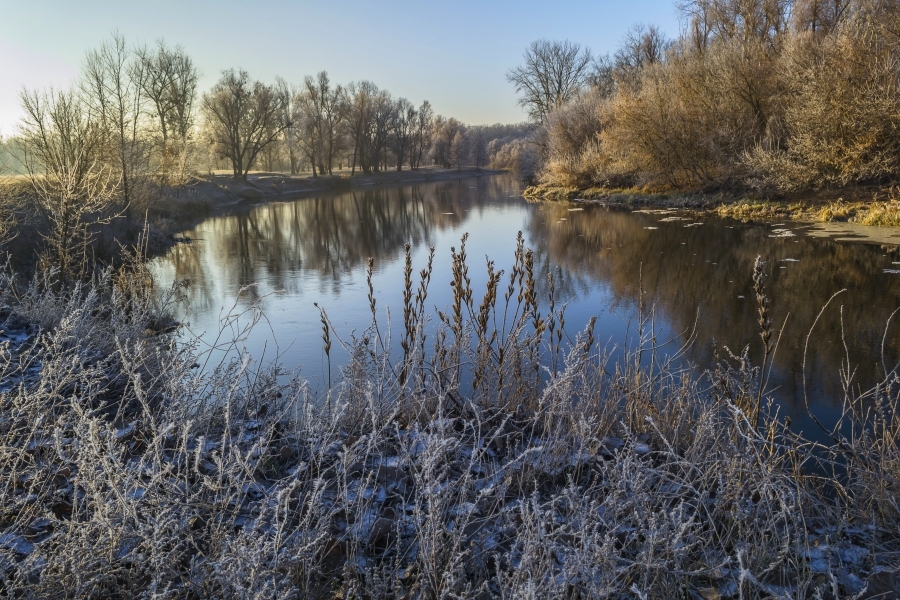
xmin=540 ymin=0 xmax=900 ymax=198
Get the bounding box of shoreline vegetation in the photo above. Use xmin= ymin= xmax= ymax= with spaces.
xmin=506 ymin=0 xmax=900 ymax=232
xmin=523 ymin=182 xmax=900 ymax=228
xmin=0 ymin=237 xmax=898 ymax=597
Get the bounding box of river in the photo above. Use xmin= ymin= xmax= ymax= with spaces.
xmin=152 ymin=173 xmax=900 ymax=437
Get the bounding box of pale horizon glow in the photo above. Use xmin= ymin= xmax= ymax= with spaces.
xmin=0 ymin=0 xmax=681 ymax=135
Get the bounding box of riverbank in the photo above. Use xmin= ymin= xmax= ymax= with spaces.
xmin=157 ymin=166 xmax=504 ymax=216
xmin=524 ymin=181 xmax=900 ymax=227
xmin=146 ymin=166 xmax=505 ymax=247
xmin=1 ymin=166 xmax=509 ymax=278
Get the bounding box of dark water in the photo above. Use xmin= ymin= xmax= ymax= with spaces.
xmin=152 ymin=174 xmax=900 ymax=437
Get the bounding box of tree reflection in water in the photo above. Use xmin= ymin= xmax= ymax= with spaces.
xmin=153 ymin=175 xmax=900 ymax=437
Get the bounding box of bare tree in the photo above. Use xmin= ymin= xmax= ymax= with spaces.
xmin=506 ymin=40 xmax=594 ymax=123
xmin=791 ymin=0 xmax=851 ymax=34
xmin=201 ymin=69 xmax=289 ymax=181
xmin=81 ymin=32 xmax=146 ymax=217
xmin=613 ymin=25 xmax=670 ymax=89
xmin=339 ymin=82 xmax=394 ymax=174
xmin=588 ymin=53 xmax=618 ymax=98
xmin=677 ymin=0 xmax=791 ymax=47
xmin=369 ymin=89 xmax=396 ymax=172
xmin=430 ymin=115 xmax=448 ymax=167
xmin=314 ymin=72 xmax=343 ymax=174
xmin=472 ymin=132 xmax=487 ymax=170
xmin=450 ymin=129 xmax=469 ymax=170
xmin=341 ymin=81 xmax=375 ymax=176
xmin=391 ymin=98 xmax=416 ymax=171
xmin=431 ymin=116 xmax=463 ymax=168
xmin=294 ymin=81 xmax=322 ymax=176
xmin=410 ymin=100 xmax=433 ymax=170
xmin=136 ymin=40 xmax=199 ymax=182
xmin=294 ymin=72 xmax=345 ymax=176
xmin=275 ymin=78 xmax=301 ymax=174
xmin=18 ymin=88 xmax=116 ymax=275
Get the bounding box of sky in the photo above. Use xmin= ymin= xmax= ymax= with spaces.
xmin=0 ymin=0 xmax=682 ymax=135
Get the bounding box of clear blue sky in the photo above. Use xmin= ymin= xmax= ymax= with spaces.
xmin=0 ymin=0 xmax=682 ymax=134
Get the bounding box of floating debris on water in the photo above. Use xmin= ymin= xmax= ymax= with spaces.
xmin=567 ymin=207 xmax=584 ymax=212
xmin=442 ymin=212 xmax=454 ymax=215
xmin=684 ymin=223 xmax=702 ymax=227
xmin=780 ymin=258 xmax=800 ymax=262
xmin=659 ymin=216 xmax=691 ymax=222
xmin=644 ymin=226 xmax=659 ymax=230
xmin=769 ymin=229 xmax=796 ymax=238
xmin=738 ymin=295 xmax=745 ymax=298
xmin=884 ymin=269 xmax=900 ymax=274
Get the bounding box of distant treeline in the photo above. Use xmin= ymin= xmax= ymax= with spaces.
xmin=0 ymin=34 xmax=536 ymax=185
xmin=0 ymin=33 xmax=535 ymax=277
xmin=511 ymin=0 xmax=900 ymax=193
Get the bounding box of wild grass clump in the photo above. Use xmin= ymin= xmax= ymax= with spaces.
xmin=854 ymin=202 xmax=900 ymax=227
xmin=0 ymin=235 xmax=898 ymax=597
xmin=714 ymin=199 xmax=794 ymax=220
xmin=714 ymin=195 xmax=900 ymax=227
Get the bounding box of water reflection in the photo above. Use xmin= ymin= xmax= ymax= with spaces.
xmin=162 ymin=178 xmax=517 ymax=311
xmin=153 ymin=175 xmax=900 ymax=437
xmin=527 ymin=204 xmax=900 ymax=424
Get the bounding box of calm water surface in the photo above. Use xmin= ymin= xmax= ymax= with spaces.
xmin=152 ymin=174 xmax=900 ymax=436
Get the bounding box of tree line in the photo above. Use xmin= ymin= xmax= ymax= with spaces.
xmin=1 ymin=32 xmax=535 ymax=187
xmin=0 ymin=33 xmax=534 ymax=277
xmin=510 ymin=0 xmax=900 ymax=193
